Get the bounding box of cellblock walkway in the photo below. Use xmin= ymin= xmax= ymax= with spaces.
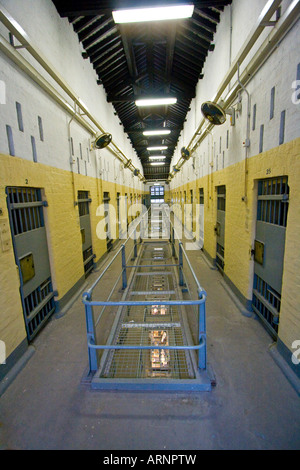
xmin=0 ymin=205 xmax=300 ymax=450
xmin=83 ymin=204 xmax=212 ymax=391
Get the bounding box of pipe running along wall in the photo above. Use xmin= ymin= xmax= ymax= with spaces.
xmin=168 ymin=0 xmax=300 ymax=181
xmin=0 ymin=3 xmax=145 ymax=182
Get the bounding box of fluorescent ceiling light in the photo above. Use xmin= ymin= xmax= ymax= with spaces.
xmin=112 ymin=5 xmax=194 ymax=24
xmin=149 ymin=156 xmax=166 ymax=160
xmin=147 ymin=146 xmax=168 ymax=151
xmin=150 ymin=162 xmax=165 ymax=166
xmin=136 ymin=97 xmax=177 ymax=107
xmin=143 ymin=130 xmax=171 ymax=136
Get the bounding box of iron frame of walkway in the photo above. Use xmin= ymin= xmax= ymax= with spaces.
xmin=82 ymin=205 xmax=214 ymax=391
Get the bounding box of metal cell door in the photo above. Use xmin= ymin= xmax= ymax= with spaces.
xmin=117 ymin=192 xmax=121 ymax=239
xmin=78 ymin=191 xmax=95 ymax=277
xmin=6 ymin=187 xmax=56 ymax=341
xmin=183 ymin=191 xmax=187 ymax=228
xmin=199 ymin=188 xmax=204 ymax=249
xmin=189 ymin=189 xmax=193 ymax=233
xmin=252 ymin=177 xmax=289 ymax=338
xmin=103 ymin=192 xmax=112 ymax=252
xmin=216 ymin=185 xmax=226 ymax=272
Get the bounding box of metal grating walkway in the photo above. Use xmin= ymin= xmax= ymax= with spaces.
xmin=99 ymin=241 xmax=194 ymax=380
xmin=83 ymin=204 xmax=213 ymax=391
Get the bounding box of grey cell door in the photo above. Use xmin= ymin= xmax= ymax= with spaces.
xmin=252 ymin=176 xmax=289 ymax=338
xmin=199 ymin=188 xmax=204 ymax=249
xmin=6 ymin=187 xmax=56 ymax=341
xmin=216 ymin=185 xmax=226 ymax=272
xmin=103 ymin=192 xmax=112 ymax=252
xmin=189 ymin=189 xmax=193 ymax=233
xmin=78 ymin=191 xmax=95 ymax=277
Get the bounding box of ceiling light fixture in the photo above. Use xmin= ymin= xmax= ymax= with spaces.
xmin=112 ymin=5 xmax=194 ymax=24
xmin=150 ymin=162 xmax=165 ymax=166
xmin=147 ymin=146 xmax=168 ymax=151
xmin=143 ymin=130 xmax=171 ymax=136
xmin=136 ymin=97 xmax=177 ymax=107
xmin=149 ymin=156 xmax=166 ymax=160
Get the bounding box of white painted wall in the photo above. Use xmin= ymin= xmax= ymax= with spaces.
xmin=170 ymin=0 xmax=300 ymax=190
xmin=0 ymin=0 xmax=143 ymax=189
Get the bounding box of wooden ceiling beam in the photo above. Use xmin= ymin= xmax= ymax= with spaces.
xmin=55 ymin=1 xmax=231 ymax=17
xmin=106 ymin=92 xmax=194 ymax=103
xmin=78 ymin=15 xmax=112 ymax=42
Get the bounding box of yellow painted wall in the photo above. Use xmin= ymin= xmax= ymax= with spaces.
xmin=0 ymin=152 xmax=146 ymax=358
xmin=170 ymin=138 xmax=300 ymax=353
xmin=1 ymin=136 xmax=299 ymax=361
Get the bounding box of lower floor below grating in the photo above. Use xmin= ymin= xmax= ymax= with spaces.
xmin=95 ymin=237 xmax=199 ymax=381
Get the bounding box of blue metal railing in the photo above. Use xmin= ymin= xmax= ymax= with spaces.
xmin=82 ymin=204 xmax=207 ymax=376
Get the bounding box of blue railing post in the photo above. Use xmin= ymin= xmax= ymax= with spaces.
xmin=84 ymin=294 xmax=98 ymax=373
xmin=171 ymin=227 xmax=175 ymax=257
xmin=198 ymin=291 xmax=207 ymax=370
xmin=122 ymin=244 xmax=127 ymax=289
xmin=134 ymin=229 xmax=138 ymax=258
xmin=179 ymin=242 xmax=184 ymax=286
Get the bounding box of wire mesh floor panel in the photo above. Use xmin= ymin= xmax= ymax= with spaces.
xmin=86 ymin=206 xmax=212 ymax=391
xmin=95 ymin=236 xmax=199 ymax=382
xmin=100 ymin=327 xmax=194 ymax=379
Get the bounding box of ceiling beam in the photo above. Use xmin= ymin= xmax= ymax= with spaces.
xmin=192 ymin=9 xmax=218 ymax=33
xmin=196 ymin=7 xmax=221 ymax=24
xmin=106 ymin=91 xmax=195 ymax=103
xmin=176 ymin=35 xmax=207 ymax=60
xmin=124 ymin=126 xmax=182 ymax=134
xmin=165 ymin=24 xmax=176 ymax=84
xmin=91 ymin=39 xmax=123 ymax=66
xmin=179 ymin=23 xmax=211 ymax=50
xmin=51 ymin=0 xmax=233 ymax=176
xmin=119 ymin=24 xmax=138 ymax=79
xmin=78 ymin=15 xmax=112 ymax=42
xmin=146 ymin=25 xmax=154 ymax=88
xmin=73 ymin=15 xmax=101 ymax=33
xmin=83 ymin=22 xmax=117 ymax=49
xmin=55 ymin=1 xmax=232 ymax=17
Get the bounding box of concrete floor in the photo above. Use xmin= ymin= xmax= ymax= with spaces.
xmin=0 ymin=233 xmax=300 ymax=450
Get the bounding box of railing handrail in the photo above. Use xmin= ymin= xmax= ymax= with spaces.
xmin=164 ymin=206 xmax=206 ymax=296
xmin=82 ymin=203 xmax=208 ymax=375
xmin=82 ymin=298 xmax=206 ymax=306
xmin=86 ymin=339 xmax=206 ymax=351
xmin=84 ymin=206 xmax=150 ymax=296
xmin=84 ymin=203 xmax=206 ymax=300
